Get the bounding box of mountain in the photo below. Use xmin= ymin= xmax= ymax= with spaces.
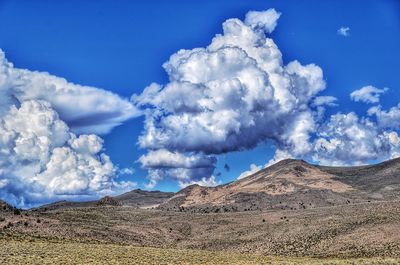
xmin=159 ymin=158 xmax=400 ymax=212
xmin=35 ymin=189 xmax=174 ymax=211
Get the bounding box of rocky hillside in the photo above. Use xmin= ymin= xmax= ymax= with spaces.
xmin=0 ymin=200 xmax=13 ymax=212
xmin=159 ymin=158 xmax=400 ymax=212
xmin=96 ymin=196 xmax=121 ymax=206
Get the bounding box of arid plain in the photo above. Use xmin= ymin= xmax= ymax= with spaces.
xmin=1 ymin=159 xmax=400 ymax=264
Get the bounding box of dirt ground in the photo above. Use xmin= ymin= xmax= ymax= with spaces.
xmin=0 ymin=237 xmax=399 ymax=265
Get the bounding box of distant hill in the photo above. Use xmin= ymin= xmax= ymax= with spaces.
xmin=34 ymin=189 xmax=174 ymax=211
xmin=159 ymin=158 xmax=400 ymax=212
xmin=114 ymin=189 xmax=174 ymax=208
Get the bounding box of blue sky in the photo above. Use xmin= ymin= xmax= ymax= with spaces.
xmin=0 ymin=0 xmax=400 ymax=204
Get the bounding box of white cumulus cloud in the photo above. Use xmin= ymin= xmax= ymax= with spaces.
xmin=368 ymin=104 xmax=400 ymax=129
xmin=312 ymin=112 xmax=400 ymax=166
xmin=0 ymin=100 xmax=136 ymax=207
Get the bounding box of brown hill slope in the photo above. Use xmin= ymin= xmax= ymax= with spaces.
xmin=159 ymin=158 xmax=400 ymax=212
xmin=318 ymin=157 xmax=400 ymax=200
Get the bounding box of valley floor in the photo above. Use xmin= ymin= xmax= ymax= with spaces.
xmin=0 ymin=238 xmax=399 ymax=265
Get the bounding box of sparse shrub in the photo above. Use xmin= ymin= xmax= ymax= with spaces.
xmin=13 ymin=208 xmax=21 ymax=215
xmin=262 ymin=219 xmax=265 ymax=222
xmin=0 ymin=217 xmax=5 ymax=222
xmin=24 ymin=221 xmax=28 ymax=227
xmin=37 ymin=219 xmax=41 ymax=223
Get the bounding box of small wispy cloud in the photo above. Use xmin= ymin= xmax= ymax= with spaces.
xmin=337 ymin=26 xmax=350 ymax=37
xmin=350 ymin=85 xmax=389 ymax=104
xmin=237 ymin=164 xmax=261 ymax=180
xmin=118 ymin=167 xmax=135 ymax=176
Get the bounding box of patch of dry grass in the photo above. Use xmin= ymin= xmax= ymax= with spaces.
xmin=0 ymin=238 xmax=398 ymax=265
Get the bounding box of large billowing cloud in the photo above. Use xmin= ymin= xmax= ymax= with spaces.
xmin=133 ymin=9 xmax=331 ymax=187
xmin=0 ymin=50 xmax=139 ymax=134
xmin=0 ymin=51 xmax=137 ymax=207
xmin=134 ymin=8 xmax=400 ymax=187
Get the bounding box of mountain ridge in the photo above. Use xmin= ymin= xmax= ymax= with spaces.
xmin=158 ymin=157 xmax=400 ymax=212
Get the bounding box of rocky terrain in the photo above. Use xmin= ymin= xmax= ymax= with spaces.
xmin=1 ymin=200 xmax=399 ymax=258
